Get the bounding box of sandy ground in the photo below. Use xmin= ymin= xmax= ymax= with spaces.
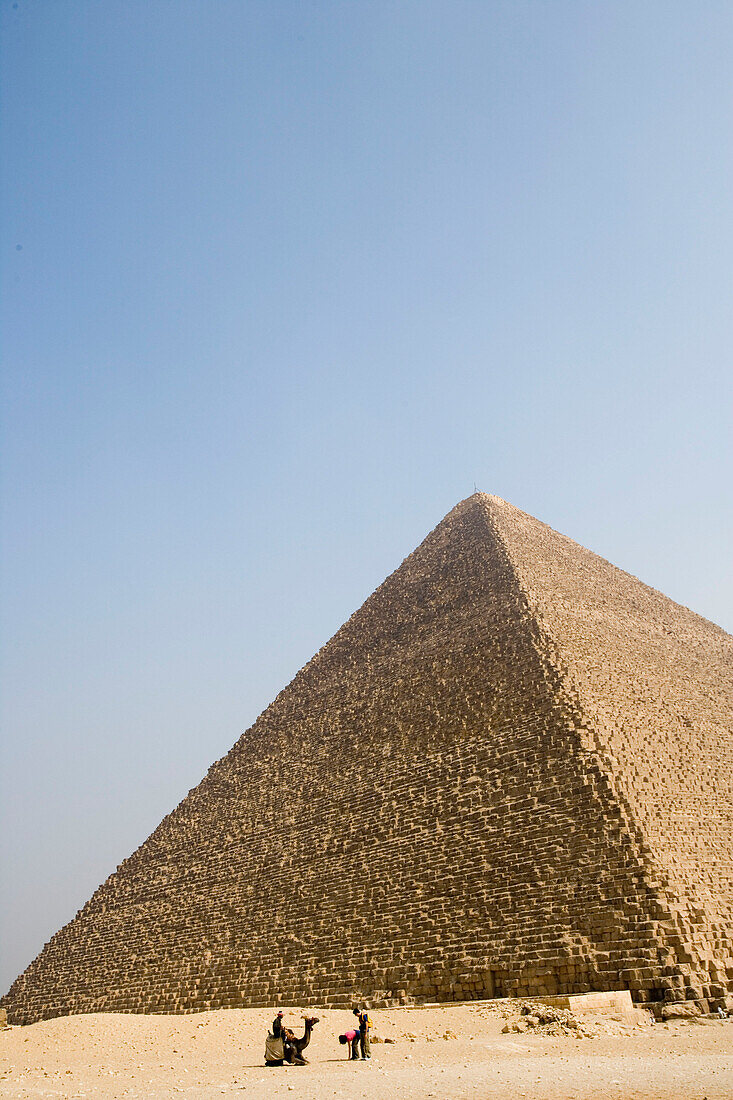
xmin=1 ymin=1002 xmax=732 ymax=1100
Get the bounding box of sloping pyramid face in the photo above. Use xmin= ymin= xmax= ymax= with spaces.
xmin=4 ymin=495 xmax=733 ymax=1024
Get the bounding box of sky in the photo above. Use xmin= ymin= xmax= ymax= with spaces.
xmin=1 ymin=0 xmax=732 ymax=995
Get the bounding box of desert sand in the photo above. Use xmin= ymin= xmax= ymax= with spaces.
xmin=1 ymin=1001 xmax=732 ymax=1100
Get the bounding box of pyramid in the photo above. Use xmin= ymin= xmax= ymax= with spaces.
xmin=4 ymin=494 xmax=733 ymax=1024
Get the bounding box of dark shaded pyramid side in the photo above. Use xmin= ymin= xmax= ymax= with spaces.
xmin=3 ymin=495 xmax=731 ymax=1024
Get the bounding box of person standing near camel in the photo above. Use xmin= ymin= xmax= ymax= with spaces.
xmin=352 ymin=1006 xmax=371 ymax=1059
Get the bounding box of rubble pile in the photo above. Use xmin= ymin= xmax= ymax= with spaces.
xmin=502 ymin=1002 xmax=598 ymax=1038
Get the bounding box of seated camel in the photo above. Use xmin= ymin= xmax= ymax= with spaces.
xmin=265 ymin=1016 xmax=320 ymax=1066
xmin=284 ymin=1016 xmax=320 ymax=1065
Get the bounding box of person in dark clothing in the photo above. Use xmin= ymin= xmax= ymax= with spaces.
xmin=352 ymin=1006 xmax=371 ymax=1059
xmin=273 ymin=1011 xmax=293 ymax=1060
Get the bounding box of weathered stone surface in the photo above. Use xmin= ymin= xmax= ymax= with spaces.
xmin=2 ymin=494 xmax=732 ymax=1025
xmin=661 ymin=1001 xmax=702 ymax=1019
xmin=533 ymin=990 xmax=638 ymax=1024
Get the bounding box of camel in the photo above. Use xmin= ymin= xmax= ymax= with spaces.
xmin=284 ymin=1016 xmax=320 ymax=1065
xmin=265 ymin=1016 xmax=320 ymax=1066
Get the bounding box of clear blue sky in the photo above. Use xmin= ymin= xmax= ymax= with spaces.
xmin=1 ymin=1 xmax=731 ymax=995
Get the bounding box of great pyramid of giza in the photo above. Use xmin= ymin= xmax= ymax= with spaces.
xmin=3 ymin=494 xmax=733 ymax=1024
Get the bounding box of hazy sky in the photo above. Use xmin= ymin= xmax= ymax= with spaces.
xmin=2 ymin=1 xmax=732 ymax=995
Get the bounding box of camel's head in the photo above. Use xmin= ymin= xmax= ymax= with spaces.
xmin=303 ymin=1016 xmax=320 ymax=1027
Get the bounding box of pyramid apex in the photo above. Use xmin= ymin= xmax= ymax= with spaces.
xmin=450 ymin=491 xmax=512 ymax=515
xmin=459 ymin=490 xmax=508 ymax=503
